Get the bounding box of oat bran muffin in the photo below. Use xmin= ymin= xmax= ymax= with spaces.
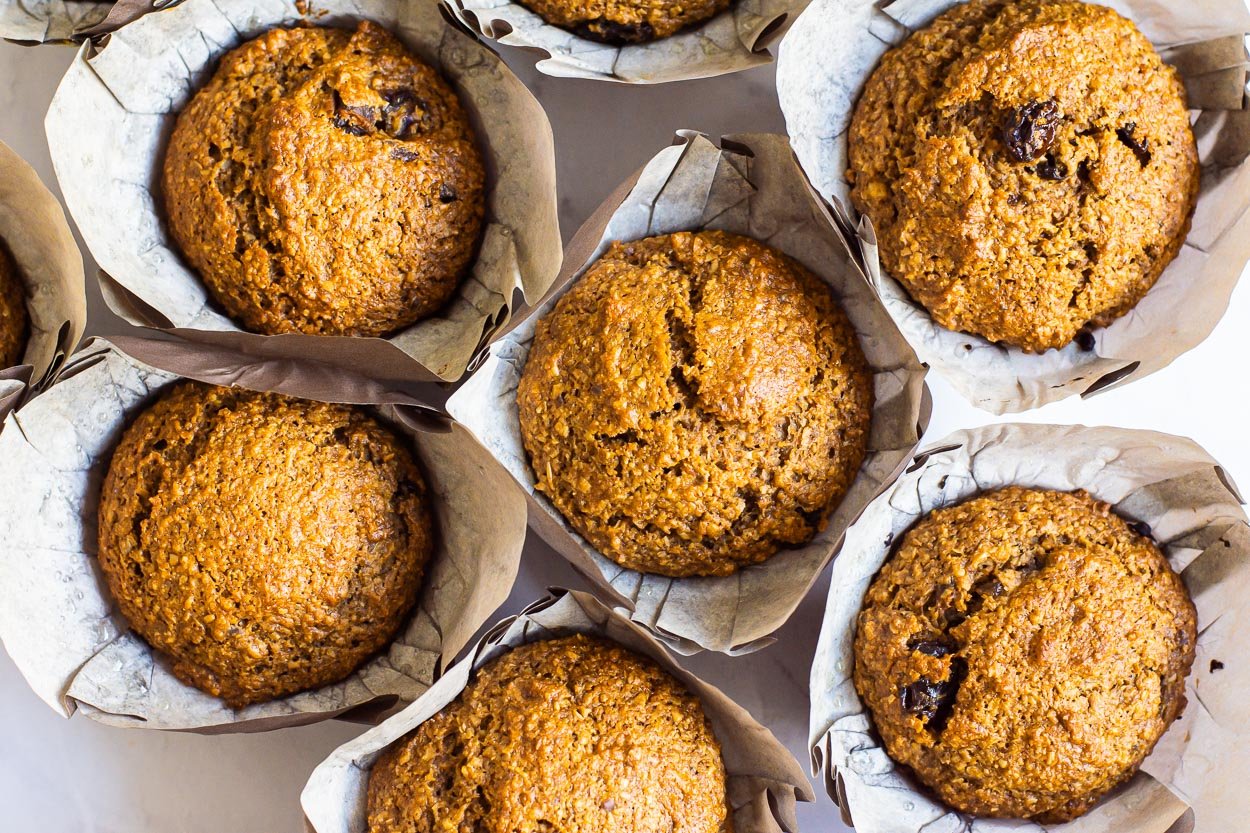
xmin=367 ymin=634 xmax=732 ymax=833
xmin=848 ymin=0 xmax=1199 ymax=353
xmin=853 ymin=487 xmax=1196 ymax=822
xmin=517 ymin=230 xmax=873 ymax=578
xmin=519 ymin=0 xmax=731 ymax=44
xmin=162 ymin=22 xmax=486 ymax=338
xmin=97 ymin=382 xmax=435 ymax=707
xmin=0 ymin=242 xmax=27 ymax=368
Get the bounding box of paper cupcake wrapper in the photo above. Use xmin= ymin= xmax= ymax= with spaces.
xmin=0 ymin=139 xmax=85 ymax=418
xmin=45 ymin=0 xmax=562 ymax=384
xmin=447 ymin=131 xmax=929 ymax=655
xmin=441 ymin=0 xmax=801 ymax=83
xmin=777 ymin=0 xmax=1250 ymax=414
xmin=809 ymin=423 xmax=1250 ymax=833
xmin=0 ymin=0 xmax=110 ymax=42
xmin=0 ymin=335 xmax=528 ymax=732
xmin=302 ymin=588 xmax=813 ymax=833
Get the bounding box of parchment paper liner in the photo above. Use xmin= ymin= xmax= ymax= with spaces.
xmin=45 ymin=0 xmax=562 ymax=384
xmin=0 ymin=335 xmax=528 ymax=732
xmin=810 ymin=423 xmax=1249 ymax=833
xmin=777 ymin=0 xmax=1250 ymax=414
xmin=441 ymin=0 xmax=801 ymax=83
xmin=302 ymin=588 xmax=814 ymax=833
xmin=0 ymin=0 xmax=187 ymax=44
xmin=447 ymin=131 xmax=929 ymax=655
xmin=0 ymin=139 xmax=84 ymax=418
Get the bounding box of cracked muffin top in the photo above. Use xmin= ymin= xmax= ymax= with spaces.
xmin=366 ymin=634 xmax=732 ymax=833
xmin=97 ymin=382 xmax=434 ymax=707
xmin=516 ymin=230 xmax=873 ymax=578
xmin=517 ymin=0 xmax=731 ymax=44
xmin=162 ymin=22 xmax=485 ymax=338
xmin=0 ymin=241 xmax=27 ymax=368
xmin=852 ymin=487 xmax=1196 ymax=822
xmin=848 ymin=0 xmax=1199 ymax=353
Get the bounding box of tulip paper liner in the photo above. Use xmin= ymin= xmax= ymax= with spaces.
xmin=45 ymin=0 xmax=561 ymax=384
xmin=448 ymin=131 xmax=929 ymax=655
xmin=0 ymin=0 xmax=190 ymax=43
xmin=777 ymin=0 xmax=1250 ymax=414
xmin=301 ymin=588 xmax=813 ymax=833
xmin=810 ymin=423 xmax=1250 ymax=833
xmin=0 ymin=336 xmax=527 ymax=732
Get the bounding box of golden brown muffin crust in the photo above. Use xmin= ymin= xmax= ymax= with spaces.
xmin=97 ymin=382 xmax=434 ymax=707
xmin=0 ymin=241 xmax=29 ymax=368
xmin=519 ymin=0 xmax=731 ymax=44
xmin=848 ymin=0 xmax=1199 ymax=352
xmin=162 ymin=22 xmax=486 ymax=337
xmin=517 ymin=230 xmax=873 ymax=578
xmin=852 ymin=487 xmax=1196 ymax=822
xmin=366 ymin=634 xmax=732 ymax=833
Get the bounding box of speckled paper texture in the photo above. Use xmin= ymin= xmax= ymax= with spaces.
xmin=45 ymin=0 xmax=561 ymax=383
xmin=302 ymin=588 xmax=813 ymax=833
xmin=447 ymin=131 xmax=929 ymax=654
xmin=810 ymin=423 xmax=1249 ymax=833
xmin=777 ymin=0 xmax=1250 ymax=413
xmin=0 ymin=337 xmax=527 ymax=732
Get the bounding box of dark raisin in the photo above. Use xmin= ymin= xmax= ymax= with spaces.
xmin=900 ymin=658 xmax=966 ymax=731
xmin=908 ymin=637 xmax=957 ymax=657
xmin=1116 ymin=123 xmax=1152 ymax=166
xmin=1076 ymin=330 xmax=1097 ymax=351
xmin=573 ymin=18 xmax=656 ymax=45
xmin=1211 ymin=659 xmax=1225 ymax=672
xmin=973 ymin=574 xmax=1006 ymax=599
xmin=439 ymin=184 xmax=459 ymax=204
xmin=1037 ymin=154 xmax=1068 ymax=181
xmin=1003 ymin=100 xmax=1061 ymax=162
xmin=942 ymin=608 xmax=966 ymax=628
xmin=332 ymin=116 xmax=371 ymax=137
xmin=390 ymin=147 xmax=419 ymax=162
xmin=1128 ymin=520 xmax=1153 ymax=539
xmin=331 ymin=91 xmax=378 ymax=136
xmin=379 ymin=88 xmax=429 ymax=139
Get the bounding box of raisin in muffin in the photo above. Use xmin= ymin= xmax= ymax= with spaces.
xmin=97 ymin=382 xmax=434 ymax=707
xmin=367 ymin=635 xmax=732 ymax=833
xmin=519 ymin=0 xmax=731 ymax=44
xmin=517 ymin=230 xmax=873 ymax=578
xmin=848 ymin=0 xmax=1199 ymax=353
xmin=0 ymin=241 xmax=27 ymax=368
xmin=853 ymin=487 xmax=1196 ymax=822
xmin=162 ymin=22 xmax=485 ymax=338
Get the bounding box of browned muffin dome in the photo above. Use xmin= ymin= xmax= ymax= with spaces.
xmin=0 ymin=241 xmax=28 ymax=367
xmin=517 ymin=230 xmax=873 ymax=578
xmin=367 ymin=634 xmax=731 ymax=833
xmin=853 ymin=487 xmax=1196 ymax=822
xmin=162 ymin=22 xmax=486 ymax=338
xmin=96 ymin=382 xmax=434 ymax=707
xmin=519 ymin=0 xmax=731 ymax=44
xmin=848 ymin=0 xmax=1199 ymax=352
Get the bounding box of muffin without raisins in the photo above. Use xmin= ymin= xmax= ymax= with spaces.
xmin=518 ymin=0 xmax=731 ymax=44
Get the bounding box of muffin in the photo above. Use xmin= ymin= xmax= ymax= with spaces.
xmin=519 ymin=0 xmax=731 ymax=44
xmin=852 ymin=487 xmax=1197 ymax=822
xmin=848 ymin=0 xmax=1199 ymax=353
xmin=366 ymin=634 xmax=731 ymax=833
xmin=0 ymin=241 xmax=28 ymax=367
xmin=96 ymin=382 xmax=435 ymax=707
xmin=162 ymin=22 xmax=486 ymax=338
xmin=517 ymin=230 xmax=873 ymax=578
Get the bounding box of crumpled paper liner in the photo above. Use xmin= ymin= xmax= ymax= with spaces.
xmin=45 ymin=0 xmax=562 ymax=383
xmin=447 ymin=131 xmax=929 ymax=655
xmin=810 ymin=423 xmax=1249 ymax=833
xmin=441 ymin=0 xmax=801 ymax=83
xmin=0 ymin=139 xmax=84 ymax=418
xmin=0 ymin=336 xmax=527 ymax=732
xmin=0 ymin=0 xmax=185 ymax=43
xmin=302 ymin=588 xmax=814 ymax=833
xmin=777 ymin=0 xmax=1250 ymax=414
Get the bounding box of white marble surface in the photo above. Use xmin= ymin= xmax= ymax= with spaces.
xmin=1 ymin=27 xmax=1249 ymax=833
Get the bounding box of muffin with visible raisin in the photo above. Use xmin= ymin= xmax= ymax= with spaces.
xmin=0 ymin=241 xmax=28 ymax=367
xmin=518 ymin=0 xmax=731 ymax=44
xmin=848 ymin=0 xmax=1199 ymax=352
xmin=853 ymin=487 xmax=1196 ymax=822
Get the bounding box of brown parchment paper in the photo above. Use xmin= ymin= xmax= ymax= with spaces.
xmin=777 ymin=0 xmax=1250 ymax=414
xmin=442 ymin=0 xmax=801 ymax=83
xmin=0 ymin=0 xmax=186 ymax=43
xmin=44 ymin=0 xmax=562 ymax=383
xmin=0 ymin=336 xmax=528 ymax=732
xmin=810 ymin=423 xmax=1249 ymax=833
xmin=0 ymin=139 xmax=84 ymax=416
xmin=302 ymin=588 xmax=813 ymax=833
xmin=446 ymin=131 xmax=929 ymax=655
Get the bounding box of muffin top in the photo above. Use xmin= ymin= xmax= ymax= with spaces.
xmin=97 ymin=382 xmax=434 ymax=707
xmin=367 ymin=634 xmax=731 ymax=833
xmin=853 ymin=487 xmax=1196 ymax=822
xmin=848 ymin=0 xmax=1198 ymax=353
xmin=517 ymin=230 xmax=873 ymax=578
xmin=162 ymin=22 xmax=486 ymax=338
xmin=518 ymin=0 xmax=731 ymax=44
xmin=0 ymin=241 xmax=28 ymax=368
